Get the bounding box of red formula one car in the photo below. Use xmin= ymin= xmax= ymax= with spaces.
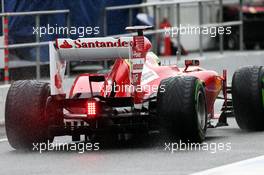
xmin=5 ymin=26 xmax=264 ymax=150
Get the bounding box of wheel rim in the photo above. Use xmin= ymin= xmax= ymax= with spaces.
xmin=196 ymin=91 xmax=206 ymax=129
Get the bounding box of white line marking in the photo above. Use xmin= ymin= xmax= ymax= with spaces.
xmin=192 ymin=155 xmax=264 ymax=175
xmin=0 ymin=138 xmax=8 ymax=142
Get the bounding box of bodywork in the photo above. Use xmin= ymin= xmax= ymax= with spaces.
xmin=48 ymin=32 xmax=228 ymax=135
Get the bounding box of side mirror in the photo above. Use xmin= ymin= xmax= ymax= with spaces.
xmin=184 ymin=60 xmax=200 ymax=71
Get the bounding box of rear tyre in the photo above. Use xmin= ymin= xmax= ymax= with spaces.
xmin=157 ymin=76 xmax=207 ymax=143
xmin=232 ymin=66 xmax=264 ymax=131
xmin=5 ymin=80 xmax=54 ymax=150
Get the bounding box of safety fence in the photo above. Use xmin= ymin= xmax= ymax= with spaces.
xmin=0 ymin=0 xmax=244 ymax=83
xmin=104 ymin=0 xmax=243 ymax=59
xmin=0 ymin=10 xmax=70 ymax=83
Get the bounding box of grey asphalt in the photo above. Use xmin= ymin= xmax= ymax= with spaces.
xmin=0 ymin=51 xmax=264 ymax=175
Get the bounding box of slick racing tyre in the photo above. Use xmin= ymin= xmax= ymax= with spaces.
xmin=157 ymin=76 xmax=207 ymax=143
xmin=5 ymin=80 xmax=54 ymax=150
xmin=232 ymin=66 xmax=264 ymax=131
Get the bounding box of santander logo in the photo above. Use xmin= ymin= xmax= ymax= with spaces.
xmin=59 ymin=40 xmax=73 ymax=48
xmin=58 ymin=39 xmax=135 ymax=49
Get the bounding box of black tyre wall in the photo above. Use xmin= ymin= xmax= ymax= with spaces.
xmin=5 ymin=80 xmax=53 ymax=149
xmin=157 ymin=76 xmax=207 ymax=143
xmin=232 ymin=66 xmax=264 ymax=131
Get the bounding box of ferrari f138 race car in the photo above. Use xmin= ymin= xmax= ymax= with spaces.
xmin=5 ymin=26 xmax=264 ymax=149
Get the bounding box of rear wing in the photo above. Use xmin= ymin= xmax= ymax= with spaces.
xmin=49 ymin=36 xmax=149 ymax=97
xmin=55 ymin=37 xmax=132 ymax=61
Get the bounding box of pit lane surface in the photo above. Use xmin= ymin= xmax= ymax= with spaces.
xmin=0 ymin=51 xmax=264 ymax=175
